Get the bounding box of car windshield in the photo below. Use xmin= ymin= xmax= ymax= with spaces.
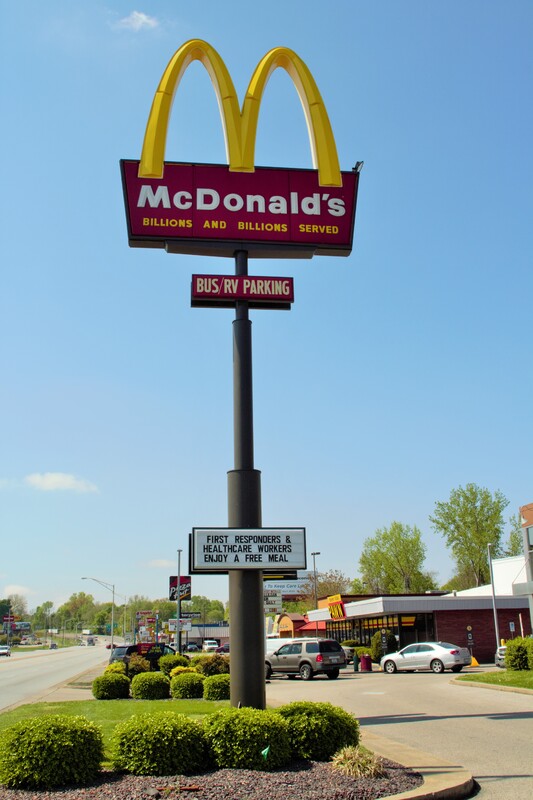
xmin=438 ymin=643 xmax=458 ymax=650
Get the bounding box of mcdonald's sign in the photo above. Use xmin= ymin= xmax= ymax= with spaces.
xmin=121 ymin=40 xmax=360 ymax=259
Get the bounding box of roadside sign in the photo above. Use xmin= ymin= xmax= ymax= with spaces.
xmin=192 ymin=527 xmax=306 ymax=571
xmin=263 ymin=589 xmax=283 ymax=614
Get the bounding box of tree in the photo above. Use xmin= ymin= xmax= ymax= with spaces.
xmin=298 ymin=569 xmax=352 ymax=609
xmin=502 ymin=514 xmax=524 ymax=557
xmin=181 ymin=596 xmax=225 ymax=624
xmin=430 ymin=483 xmax=509 ymax=587
xmin=358 ymin=522 xmax=436 ymax=594
xmin=7 ymin=593 xmax=28 ymax=617
xmin=57 ymin=592 xmax=95 ymax=625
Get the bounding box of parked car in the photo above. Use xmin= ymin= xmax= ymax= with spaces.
xmin=341 ymin=645 xmax=355 ymax=664
xmin=202 ymin=639 xmax=219 ymax=652
xmin=380 ymin=642 xmax=472 ymax=674
xmin=109 ymin=642 xmax=175 ymax=669
xmin=0 ymin=645 xmax=11 ymax=657
xmin=182 ymin=642 xmax=201 ymax=653
xmin=216 ymin=643 xmax=230 ymax=654
xmin=495 ymin=645 xmax=507 ymax=668
xmin=265 ymin=638 xmax=346 ymax=680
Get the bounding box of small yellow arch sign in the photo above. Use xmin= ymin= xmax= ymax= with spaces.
xmin=121 ymin=40 xmax=360 ymax=258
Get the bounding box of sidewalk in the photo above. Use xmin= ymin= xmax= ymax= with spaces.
xmin=16 ymin=665 xmax=475 ymax=800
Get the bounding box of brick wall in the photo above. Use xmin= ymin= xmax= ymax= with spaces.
xmin=434 ymin=608 xmax=532 ymax=663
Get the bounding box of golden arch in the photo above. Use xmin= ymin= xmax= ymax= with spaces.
xmin=139 ymin=39 xmax=342 ymax=187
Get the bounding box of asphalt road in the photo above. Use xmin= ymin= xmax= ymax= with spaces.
xmin=265 ymin=666 xmax=533 ymax=800
xmin=0 ymin=643 xmax=108 ymax=711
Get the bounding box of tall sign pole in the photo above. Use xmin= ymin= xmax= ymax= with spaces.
xmin=228 ymin=249 xmax=265 ymax=708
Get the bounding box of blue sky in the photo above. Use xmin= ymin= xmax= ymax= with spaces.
xmin=1 ymin=1 xmax=532 ymax=612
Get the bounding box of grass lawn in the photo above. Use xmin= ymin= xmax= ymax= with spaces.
xmin=0 ymin=699 xmax=229 ymax=763
xmin=457 ymin=670 xmax=533 ymax=690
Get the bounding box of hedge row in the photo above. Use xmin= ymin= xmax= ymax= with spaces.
xmin=0 ymin=701 xmax=360 ymax=789
xmin=92 ymin=671 xmax=231 ymax=701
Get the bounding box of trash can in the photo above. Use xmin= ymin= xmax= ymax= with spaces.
xmin=359 ymin=654 xmax=372 ymax=672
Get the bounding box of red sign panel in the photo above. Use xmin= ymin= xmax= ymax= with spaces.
xmin=191 ymin=275 xmax=294 ymax=309
xmin=121 ymin=161 xmax=359 ymax=259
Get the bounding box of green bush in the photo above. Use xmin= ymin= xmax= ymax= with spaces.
xmin=203 ymin=673 xmax=230 ymax=700
xmin=105 ymin=661 xmax=128 ymax=675
xmin=170 ymin=665 xmax=198 ymax=678
xmin=112 ymin=712 xmax=208 ymax=776
xmin=505 ymin=637 xmax=533 ymax=671
xmin=158 ymin=653 xmax=190 ymax=676
xmin=203 ymin=708 xmax=291 ymax=770
xmin=131 ymin=672 xmax=170 ymax=700
xmin=370 ymin=629 xmax=397 ymax=662
xmin=170 ymin=672 xmax=205 ymax=699
xmin=190 ymin=653 xmax=230 ymax=676
xmin=331 ymin=745 xmax=386 ymax=778
xmin=275 ymin=701 xmax=359 ymax=761
xmin=340 ymin=639 xmax=360 ymax=648
xmin=0 ymin=715 xmax=103 ymax=789
xmin=92 ymin=672 xmax=130 ymax=700
xmin=127 ymin=653 xmax=151 ymax=677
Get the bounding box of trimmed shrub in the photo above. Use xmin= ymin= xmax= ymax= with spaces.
xmin=370 ymin=629 xmax=397 ymax=662
xmin=158 ymin=653 xmax=190 ymax=676
xmin=0 ymin=715 xmax=104 ymax=789
xmin=170 ymin=672 xmax=205 ymax=699
xmin=190 ymin=653 xmax=230 ymax=676
xmin=203 ymin=673 xmax=230 ymax=700
xmin=341 ymin=639 xmax=360 ymax=648
xmin=275 ymin=701 xmax=359 ymax=761
xmin=92 ymin=672 xmax=130 ymax=700
xmin=127 ymin=653 xmax=151 ymax=677
xmin=105 ymin=661 xmax=128 ymax=675
xmin=505 ymin=637 xmax=532 ymax=671
xmin=203 ymin=708 xmax=291 ymax=770
xmin=112 ymin=712 xmax=208 ymax=775
xmin=131 ymin=672 xmax=170 ymax=700
xmin=170 ymin=665 xmax=198 ymax=678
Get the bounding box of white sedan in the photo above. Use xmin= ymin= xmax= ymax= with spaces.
xmin=380 ymin=642 xmax=471 ymax=674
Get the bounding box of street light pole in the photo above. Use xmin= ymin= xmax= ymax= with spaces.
xmin=487 ymin=543 xmax=500 ymax=649
xmin=311 ymin=551 xmax=321 ymax=637
xmin=176 ymin=548 xmax=182 ymax=653
xmin=81 ymin=577 xmax=116 ymax=650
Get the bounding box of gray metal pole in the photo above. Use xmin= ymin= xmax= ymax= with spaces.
xmin=488 ymin=543 xmax=500 ymax=649
xmin=228 ymin=249 xmax=265 ymax=709
xmin=177 ymin=549 xmax=182 ymax=653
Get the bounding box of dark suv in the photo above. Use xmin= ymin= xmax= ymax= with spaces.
xmin=109 ymin=642 xmax=175 ymax=670
xmin=265 ymin=638 xmax=346 ymax=680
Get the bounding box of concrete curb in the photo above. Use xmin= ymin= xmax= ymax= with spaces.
xmin=362 ymin=731 xmax=474 ymax=800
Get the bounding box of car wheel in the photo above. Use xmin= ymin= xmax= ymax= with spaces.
xmin=299 ymin=663 xmax=313 ymax=680
xmin=451 ymin=665 xmax=463 ymax=673
xmin=265 ymin=663 xmax=272 ymax=680
xmin=431 ymin=659 xmax=445 ymax=673
xmin=384 ymin=660 xmax=397 ymax=674
xmin=327 ymin=668 xmax=340 ymax=679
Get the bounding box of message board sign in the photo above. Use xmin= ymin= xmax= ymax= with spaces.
xmin=192 ymin=527 xmax=306 ymax=571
